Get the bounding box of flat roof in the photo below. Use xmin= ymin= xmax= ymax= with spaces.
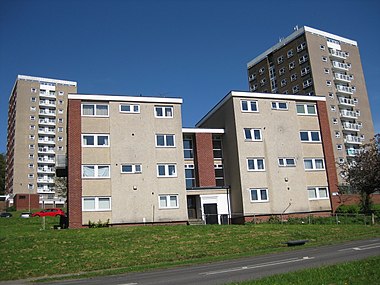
xmin=182 ymin=128 xmax=225 ymax=134
xmin=68 ymin=93 xmax=183 ymax=104
xmin=18 ymin=75 xmax=77 ymax=86
xmin=196 ymin=91 xmax=326 ymax=127
xmin=247 ymin=26 xmax=357 ymax=68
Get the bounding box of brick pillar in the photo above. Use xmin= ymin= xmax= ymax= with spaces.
xmin=67 ymin=99 xmax=83 ymax=228
xmin=317 ymin=101 xmax=339 ymax=212
xmin=194 ymin=133 xmax=216 ymax=187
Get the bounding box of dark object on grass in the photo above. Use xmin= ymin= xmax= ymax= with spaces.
xmin=283 ymin=240 xmax=309 ymax=246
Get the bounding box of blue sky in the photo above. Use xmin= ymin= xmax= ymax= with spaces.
xmin=0 ymin=0 xmax=379 ymax=154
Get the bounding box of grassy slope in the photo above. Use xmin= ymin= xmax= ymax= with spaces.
xmin=0 ymin=214 xmax=379 ymax=281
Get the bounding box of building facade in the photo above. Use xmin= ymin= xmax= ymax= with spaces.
xmin=246 ymin=26 xmax=374 ymax=183
xmin=6 ymin=75 xmax=77 ymax=209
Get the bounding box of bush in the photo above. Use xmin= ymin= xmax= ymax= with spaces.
xmin=5 ymin=206 xmax=16 ymax=212
xmin=88 ymin=219 xmax=110 ymax=228
xmin=336 ymin=204 xmax=360 ymax=214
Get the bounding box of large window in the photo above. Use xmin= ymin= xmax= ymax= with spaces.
xmin=247 ymin=158 xmax=265 ymax=171
xmin=157 ymin=164 xmax=177 ymax=177
xmin=185 ymin=164 xmax=196 ymax=188
xmin=82 ymin=165 xmax=110 ymax=178
xmin=308 ymin=187 xmax=329 ymax=200
xmin=82 ymin=197 xmax=111 ymax=211
xmin=82 ymin=134 xmax=109 ymax=147
xmin=120 ymin=104 xmax=140 ymax=113
xmin=296 ymin=103 xmax=317 ymax=115
xmin=244 ymin=128 xmax=262 ymax=141
xmin=159 ymin=195 xmax=179 ymax=209
xmin=271 ymin=101 xmax=288 ymax=110
xmin=300 ymin=131 xmax=321 ymax=142
xmin=156 ymin=134 xmax=175 ymax=147
xmin=250 ymin=189 xmax=269 ymax=202
xmin=213 ymin=136 xmax=223 ymax=159
xmin=81 ymin=104 xmax=109 ymax=117
xmin=278 ymin=158 xmax=296 ymax=167
xmin=215 ymin=164 xmax=225 ymax=186
xmin=155 ymin=106 xmax=173 ymax=118
xmin=241 ymin=100 xmax=258 ymax=112
xmin=304 ymin=158 xmax=325 ymax=170
xmin=121 ymin=164 xmax=142 ymax=174
xmin=183 ymin=136 xmax=194 ymax=159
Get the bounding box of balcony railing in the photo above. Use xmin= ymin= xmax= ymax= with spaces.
xmin=345 ymin=135 xmax=362 ymax=144
xmin=332 ymin=61 xmax=349 ymax=71
xmin=38 ymin=128 xmax=55 ymax=135
xmin=37 ymin=187 xmax=55 ymax=194
xmin=37 ymin=167 xmax=56 ymax=173
xmin=37 ymin=178 xmax=55 ymax=183
xmin=342 ymin=122 xmax=361 ymax=131
xmin=336 ymin=84 xmax=354 ymax=94
xmin=38 ymin=147 xmax=55 ymax=154
xmin=330 ymin=49 xmax=347 ymax=59
xmin=38 ymin=138 xmax=55 ymax=145
xmin=340 ymin=110 xmax=359 ymax=119
xmin=346 ymin=148 xmax=361 ymax=157
xmin=334 ymin=73 xmax=352 ymax=82
xmin=338 ymin=97 xmax=356 ymax=106
xmin=39 ymin=91 xmax=56 ymax=98
xmin=39 ymin=100 xmax=56 ymax=107
xmin=39 ymin=119 xmax=56 ymax=125
xmin=37 ymin=157 xmax=55 ymax=164
xmin=39 ymin=109 xmax=56 ymax=117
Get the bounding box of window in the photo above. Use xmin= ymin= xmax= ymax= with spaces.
xmin=259 ymin=67 xmax=265 ymax=75
xmin=287 ymin=49 xmax=294 ymax=58
xmin=244 ymin=128 xmax=262 ymax=141
xmin=157 ymin=164 xmax=177 ymax=177
xmin=58 ymin=91 xmax=64 ymax=96
xmin=289 ymin=61 xmax=295 ymax=70
xmin=213 ymin=136 xmax=223 ymax=159
xmin=328 ymin=93 xmax=334 ymax=99
xmin=40 ymin=89 xmax=46 ymax=95
xmin=159 ymin=195 xmax=179 ymax=209
xmin=331 ymin=105 xmax=336 ymax=112
xmin=121 ymin=164 xmax=142 ymax=174
xmin=82 ymin=134 xmax=110 ymax=147
xmin=296 ymin=103 xmax=316 ymax=115
xmin=58 ymin=137 xmax=63 ymax=141
xmin=82 ymin=103 xmax=109 ymax=117
xmin=332 ymin=118 xmax=338 ymax=125
xmin=334 ymin=131 xmax=340 ymax=138
xmin=28 ymin=164 xmax=34 ymax=169
xmin=49 ymin=90 xmax=55 ymax=96
xmin=290 ymin=73 xmax=297 ymax=82
xmin=183 ymin=136 xmax=194 ymax=159
xmin=58 ymin=127 xmax=63 ymax=132
xmin=28 ymin=184 xmax=34 ymax=190
xmin=58 ymin=118 xmax=63 ymax=123
xmin=292 ymin=85 xmax=299 ymax=93
xmin=30 ymin=125 xmax=36 ymax=131
xmin=299 ymin=54 xmax=309 ymax=64
xmin=28 ymin=154 xmax=34 ymax=159
xmin=338 ymin=158 xmax=345 ymax=163
xmin=247 ymin=158 xmax=265 ymax=171
xmin=250 ymin=84 xmax=258 ymax=91
xmin=29 ymin=135 xmax=35 ymax=140
xmin=248 ymin=73 xmax=256 ymax=81
xmin=324 ymin=68 xmax=330 ymax=74
xmin=31 ymin=97 xmax=36 ymax=102
xmin=277 ymin=56 xmax=284 ymax=64
xmin=281 ymin=79 xmax=287 ymax=87
xmin=306 ymin=91 xmax=315 ymax=96
xmin=260 ymin=78 xmax=266 ymax=86
xmin=28 ymin=173 xmax=34 ymax=179
xmin=31 ymin=88 xmax=37 ymax=93
xmin=337 ymin=144 xmax=343 ymax=150
xmin=120 ymin=104 xmax=140 ymax=113
xmin=156 ymin=134 xmax=175 ymax=147
xmin=241 ymin=100 xmax=258 ymax=112
xmin=326 ymin=80 xmax=331 ymax=86
xmin=30 ymin=106 xmax=36 ymax=112
xmin=30 ymin=115 xmax=35 ymax=121
xmin=185 ymin=164 xmax=195 ymax=188
xmin=271 ymin=101 xmax=288 ymax=110
xmin=300 ymin=131 xmax=321 ymax=142
xmin=304 ymin=158 xmax=325 ymax=170
xmin=57 ymin=146 xmax=64 ymax=151
xmin=303 ymin=79 xmax=313 ymax=89
xmin=308 ymin=187 xmax=328 ymax=199
xmin=82 ymin=165 xmax=110 ymax=178
xmin=301 ymin=66 xmax=311 ymax=76
xmin=155 ymin=106 xmax=173 ymax=118
xmin=58 ymin=100 xmax=64 ymax=105
xmin=29 ymin=144 xmax=35 ymax=150
xmin=83 ymin=197 xmax=111 ymax=211
xmin=320 ymin=45 xmax=325 ymax=50
xmin=215 ymin=164 xmax=225 ymax=186
xmin=278 ymin=158 xmax=296 ymax=167
xmin=297 ymin=42 xmax=306 ymax=52
xmin=322 ymin=56 xmax=327 ymax=62
xmin=250 ymin=189 xmax=268 ymax=202
xmin=58 ymin=109 xmax=64 ymax=114
xmin=279 ymin=67 xmax=285 ymax=76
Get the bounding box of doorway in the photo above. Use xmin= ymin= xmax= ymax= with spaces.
xmin=203 ymin=203 xmax=218 ymax=224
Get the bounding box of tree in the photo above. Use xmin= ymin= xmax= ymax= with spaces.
xmin=0 ymin=153 xmax=5 ymax=195
xmin=55 ymin=177 xmax=67 ymax=199
xmin=340 ymin=134 xmax=380 ymax=213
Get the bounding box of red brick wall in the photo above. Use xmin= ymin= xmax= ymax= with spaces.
xmin=14 ymin=194 xmax=39 ymax=210
xmin=67 ymin=99 xmax=83 ymax=228
xmin=317 ymin=101 xmax=339 ymax=212
xmin=194 ymin=133 xmax=216 ymax=187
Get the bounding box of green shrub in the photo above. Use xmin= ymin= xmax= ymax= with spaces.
xmin=335 ymin=204 xmax=360 ymax=214
xmin=88 ymin=219 xmax=110 ymax=228
xmin=5 ymin=206 xmax=16 ymax=212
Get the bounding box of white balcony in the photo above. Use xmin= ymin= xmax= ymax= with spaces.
xmin=346 ymin=148 xmax=361 ymax=157
xmin=332 ymin=61 xmax=349 ymax=71
xmin=344 ymin=135 xmax=362 ymax=145
xmin=38 ymin=137 xmax=55 ymax=145
xmin=38 ymin=147 xmax=55 ymax=154
xmin=336 ymin=85 xmax=354 ymax=94
xmin=37 ymin=187 xmax=55 ymax=194
xmin=37 ymin=178 xmax=55 ymax=183
xmin=38 ymin=127 xmax=55 ymax=135
xmin=39 ymin=109 xmax=56 ymax=117
xmin=39 ymin=91 xmax=56 ymax=99
xmin=38 ymin=118 xmax=56 ymax=126
xmin=338 ymin=97 xmax=356 ymax=107
xmin=39 ymin=100 xmax=56 ymax=107
xmin=340 ymin=110 xmax=360 ymax=119
xmin=37 ymin=157 xmax=55 ymax=164
xmin=37 ymin=167 xmax=55 ymax=174
xmin=334 ymin=73 xmax=352 ymax=83
xmin=342 ymin=122 xmax=361 ymax=131
xmin=329 ymin=49 xmax=347 ymax=59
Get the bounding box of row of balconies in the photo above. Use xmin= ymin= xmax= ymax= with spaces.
xmin=329 ymin=49 xmax=348 ymax=59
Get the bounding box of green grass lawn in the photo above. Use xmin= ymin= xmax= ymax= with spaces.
xmin=1 ymin=213 xmax=379 ymax=281
xmin=229 ymin=256 xmax=380 ymax=285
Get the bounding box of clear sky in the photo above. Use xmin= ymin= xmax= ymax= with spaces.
xmin=0 ymin=0 xmax=379 ymax=154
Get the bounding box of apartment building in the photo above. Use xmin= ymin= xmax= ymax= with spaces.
xmin=6 ymin=75 xmax=77 ymax=209
xmin=197 ymin=91 xmax=339 ymax=222
xmin=246 ymin=26 xmax=374 ymax=183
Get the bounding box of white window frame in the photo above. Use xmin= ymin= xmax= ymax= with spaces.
xmin=157 ymin=164 xmax=177 ymax=177
xmin=81 ymin=103 xmax=109 ymax=117
xmin=296 ymin=103 xmax=317 ymax=115
xmin=121 ymin=164 xmax=142 ymax=174
xmin=82 ymin=197 xmax=111 ymax=211
xmin=241 ymin=100 xmax=258 ymax=112
xmin=244 ymin=128 xmax=262 ymax=141
xmin=301 ymin=66 xmax=311 ymax=76
xmin=82 ymin=134 xmax=110 ymax=147
xmin=250 ymin=188 xmax=269 ymax=202
xmin=299 ymin=54 xmax=309 ymax=64
xmin=82 ymin=165 xmax=111 ymax=178
xmin=297 ymin=42 xmax=306 ymax=52
xmin=292 ymin=85 xmax=299 ymax=93
xmin=155 ymin=134 xmax=175 ymax=147
xmin=326 ymin=80 xmax=331 ymax=86
xmin=300 ymin=131 xmax=321 ymax=142
xmin=271 ymin=101 xmax=288 ymax=110
xmin=303 ymin=79 xmax=313 ymax=89
xmin=287 ymin=49 xmax=294 ymax=58
xmin=159 ymin=195 xmax=179 ymax=209
xmin=155 ymin=106 xmax=173 ymax=118
xmin=278 ymin=158 xmax=296 ymax=167
xmin=337 ymin=144 xmax=343 ymax=150
xmin=120 ymin=104 xmax=140 ymax=113
xmin=289 ymin=61 xmax=295 ymax=70
xmin=281 ymin=79 xmax=287 ymax=87
xmin=247 ymin=158 xmax=265 ymax=171
xmin=279 ymin=67 xmax=285 ymax=76
xmin=303 ymin=158 xmax=325 ymax=171
xmin=290 ymin=73 xmax=297 ymax=82
xmin=308 ymin=187 xmax=329 ymax=200
xmin=258 ymin=67 xmax=265 ymax=75
xmin=277 ymin=55 xmax=284 ymax=64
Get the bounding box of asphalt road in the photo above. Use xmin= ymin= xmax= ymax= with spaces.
xmin=4 ymin=238 xmax=380 ymax=285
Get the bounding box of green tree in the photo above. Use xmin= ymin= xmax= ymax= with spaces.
xmin=340 ymin=134 xmax=380 ymax=213
xmin=0 ymin=153 xmax=5 ymax=195
xmin=55 ymin=177 xmax=67 ymax=198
